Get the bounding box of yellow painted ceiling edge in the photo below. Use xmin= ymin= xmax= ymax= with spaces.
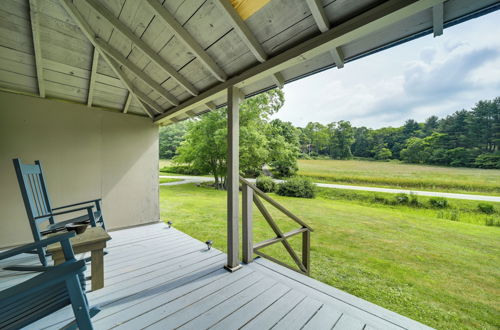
xmin=230 ymin=0 xmax=271 ymax=20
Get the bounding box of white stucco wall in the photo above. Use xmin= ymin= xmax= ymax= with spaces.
xmin=0 ymin=91 xmax=159 ymax=248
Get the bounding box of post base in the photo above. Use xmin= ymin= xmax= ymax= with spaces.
xmin=224 ymin=264 xmax=242 ymax=272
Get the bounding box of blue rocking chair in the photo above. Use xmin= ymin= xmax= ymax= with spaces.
xmin=0 ymin=232 xmax=100 ymax=330
xmin=12 ymin=158 xmax=106 ymax=268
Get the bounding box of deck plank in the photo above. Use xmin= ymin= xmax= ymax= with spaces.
xmin=0 ymin=222 xmax=431 ymax=330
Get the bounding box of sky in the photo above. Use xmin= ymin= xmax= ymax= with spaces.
xmin=273 ymin=10 xmax=500 ymax=129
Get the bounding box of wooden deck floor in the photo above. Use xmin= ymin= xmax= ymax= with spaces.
xmin=1 ymin=223 xmax=431 ymax=329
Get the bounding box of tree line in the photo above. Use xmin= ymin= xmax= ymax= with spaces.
xmin=299 ymin=97 xmax=499 ymax=168
xmin=160 ymin=95 xmax=500 ymax=182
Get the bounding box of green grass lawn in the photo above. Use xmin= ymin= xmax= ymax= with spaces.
xmin=160 ymin=183 xmax=500 ymax=330
xmin=298 ymin=159 xmax=500 ymax=194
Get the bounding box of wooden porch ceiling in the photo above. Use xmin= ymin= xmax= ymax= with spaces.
xmin=0 ymin=0 xmax=498 ymax=123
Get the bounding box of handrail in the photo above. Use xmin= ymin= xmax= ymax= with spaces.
xmin=239 ymin=176 xmax=313 ymax=275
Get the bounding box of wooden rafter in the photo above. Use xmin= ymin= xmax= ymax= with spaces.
xmin=84 ymin=0 xmax=198 ymax=96
xmin=87 ymin=47 xmax=99 ymax=107
xmin=433 ymin=3 xmax=444 ymax=37
xmin=271 ymin=72 xmax=285 ymax=88
xmin=58 ymin=0 xmax=157 ymax=118
xmin=305 ymin=0 xmax=344 ymax=68
xmin=94 ymin=38 xmax=179 ymax=106
xmin=29 ymin=0 xmax=45 ymax=97
xmin=145 ymin=0 xmax=227 ymax=82
xmin=122 ymin=92 xmax=133 ymax=114
xmin=156 ymin=0 xmax=447 ymax=123
xmin=214 ymin=0 xmax=283 ymax=87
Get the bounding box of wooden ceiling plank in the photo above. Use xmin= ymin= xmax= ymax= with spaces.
xmin=155 ymin=0 xmax=447 ymax=123
xmin=94 ymin=37 xmax=179 ymax=106
xmin=58 ymin=0 xmax=160 ymax=118
xmin=145 ymin=0 xmax=227 ymax=82
xmin=215 ymin=0 xmax=268 ymax=63
xmin=87 ymin=47 xmax=99 ymax=106
xmin=29 ymin=0 xmax=45 ymax=97
xmin=84 ymin=0 xmax=199 ymax=96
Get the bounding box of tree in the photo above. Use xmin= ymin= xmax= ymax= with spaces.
xmin=266 ymin=119 xmax=300 ymax=177
xmin=159 ymin=122 xmax=187 ymax=159
xmin=329 ymin=121 xmax=355 ymax=159
xmin=374 ymin=148 xmax=392 ymax=160
xmin=400 ymin=137 xmax=430 ymax=164
xmin=175 ymin=89 xmax=287 ymax=188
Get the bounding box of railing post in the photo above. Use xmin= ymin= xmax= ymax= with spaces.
xmin=302 ymin=229 xmax=310 ymax=276
xmin=242 ymin=182 xmax=253 ymax=263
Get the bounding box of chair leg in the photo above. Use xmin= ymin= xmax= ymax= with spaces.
xmin=37 ymin=246 xmax=48 ymax=267
xmin=65 ymin=275 xmax=93 ymax=330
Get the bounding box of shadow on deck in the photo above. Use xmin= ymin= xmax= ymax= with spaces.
xmin=0 ymin=223 xmax=431 ymax=329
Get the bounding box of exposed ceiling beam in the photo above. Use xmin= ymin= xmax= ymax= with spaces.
xmin=145 ymin=0 xmax=227 ymax=82
xmin=330 ymin=47 xmax=344 ymax=69
xmin=122 ymin=92 xmax=132 ymax=113
xmin=94 ymin=37 xmax=179 ymax=106
xmin=205 ymin=101 xmax=216 ymax=111
xmin=214 ymin=0 xmax=284 ymax=89
xmin=84 ymin=0 xmax=198 ymax=96
xmin=433 ymin=3 xmax=444 ymax=37
xmin=305 ymin=0 xmax=345 ymax=69
xmin=87 ymin=47 xmax=99 ymax=106
xmin=58 ymin=0 xmax=158 ymax=118
xmin=271 ymin=72 xmax=284 ymax=88
xmin=215 ymin=0 xmax=267 ymax=62
xmin=306 ymin=0 xmax=330 ymax=33
xmin=29 ymin=0 xmax=45 ymax=97
xmin=155 ymin=0 xmax=446 ymax=124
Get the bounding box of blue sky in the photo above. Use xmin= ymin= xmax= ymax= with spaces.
xmin=274 ymin=10 xmax=500 ymax=129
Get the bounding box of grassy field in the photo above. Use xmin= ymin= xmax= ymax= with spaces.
xmin=160 ymin=183 xmax=500 ymax=330
xmin=298 ymin=159 xmax=500 ymax=194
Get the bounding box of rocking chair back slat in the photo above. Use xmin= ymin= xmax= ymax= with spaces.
xmin=12 ymin=158 xmax=106 ymax=267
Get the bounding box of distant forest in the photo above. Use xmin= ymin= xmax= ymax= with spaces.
xmin=160 ymin=96 xmax=500 ymax=169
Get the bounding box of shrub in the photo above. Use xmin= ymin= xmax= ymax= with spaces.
xmin=276 ymin=177 xmax=316 ymax=198
xmin=477 ymin=203 xmax=495 ymax=214
xmin=256 ymin=175 xmax=276 ymax=193
xmin=409 ymin=193 xmax=421 ymax=207
xmin=394 ymin=193 xmax=409 ymax=205
xmin=429 ymin=197 xmax=448 ymax=208
xmin=372 ymin=196 xmax=390 ymax=205
xmin=160 ymin=165 xmax=206 ymax=175
xmin=485 ymin=217 xmax=500 ymax=227
xmin=474 ymin=152 xmax=500 ymax=169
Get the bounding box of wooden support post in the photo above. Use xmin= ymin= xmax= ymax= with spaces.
xmin=225 ymin=86 xmax=241 ymax=272
xmin=302 ymin=230 xmax=311 ymax=276
xmin=242 ymin=183 xmax=253 ymax=264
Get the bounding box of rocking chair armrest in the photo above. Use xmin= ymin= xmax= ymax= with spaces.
xmin=34 ymin=206 xmax=95 ymax=219
xmin=52 ymin=198 xmax=102 ymax=211
xmin=0 ymin=232 xmax=76 ymax=261
xmin=0 ymin=259 xmax=86 ymax=301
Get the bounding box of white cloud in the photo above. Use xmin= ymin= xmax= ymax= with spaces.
xmin=274 ymin=10 xmax=500 ymax=128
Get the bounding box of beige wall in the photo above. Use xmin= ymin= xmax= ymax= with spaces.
xmin=0 ymin=91 xmax=159 ymax=248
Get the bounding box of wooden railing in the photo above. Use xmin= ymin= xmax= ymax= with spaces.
xmin=240 ymin=176 xmax=313 ymax=275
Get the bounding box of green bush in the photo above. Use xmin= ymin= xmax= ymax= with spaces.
xmin=256 ymin=175 xmax=276 ymax=193
xmin=474 ymin=152 xmax=500 ymax=169
xmin=485 ymin=217 xmax=500 ymax=227
xmin=409 ymin=193 xmax=421 ymax=207
xmin=276 ymin=177 xmax=316 ymax=198
xmin=160 ymin=165 xmax=206 ymax=175
xmin=394 ymin=193 xmax=409 ymax=205
xmin=477 ymin=203 xmax=495 ymax=214
xmin=429 ymin=197 xmax=448 ymax=208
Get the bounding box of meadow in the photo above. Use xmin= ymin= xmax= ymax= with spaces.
xmin=297 ymin=159 xmax=500 ymax=194
xmin=160 ymin=183 xmax=500 ymax=330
